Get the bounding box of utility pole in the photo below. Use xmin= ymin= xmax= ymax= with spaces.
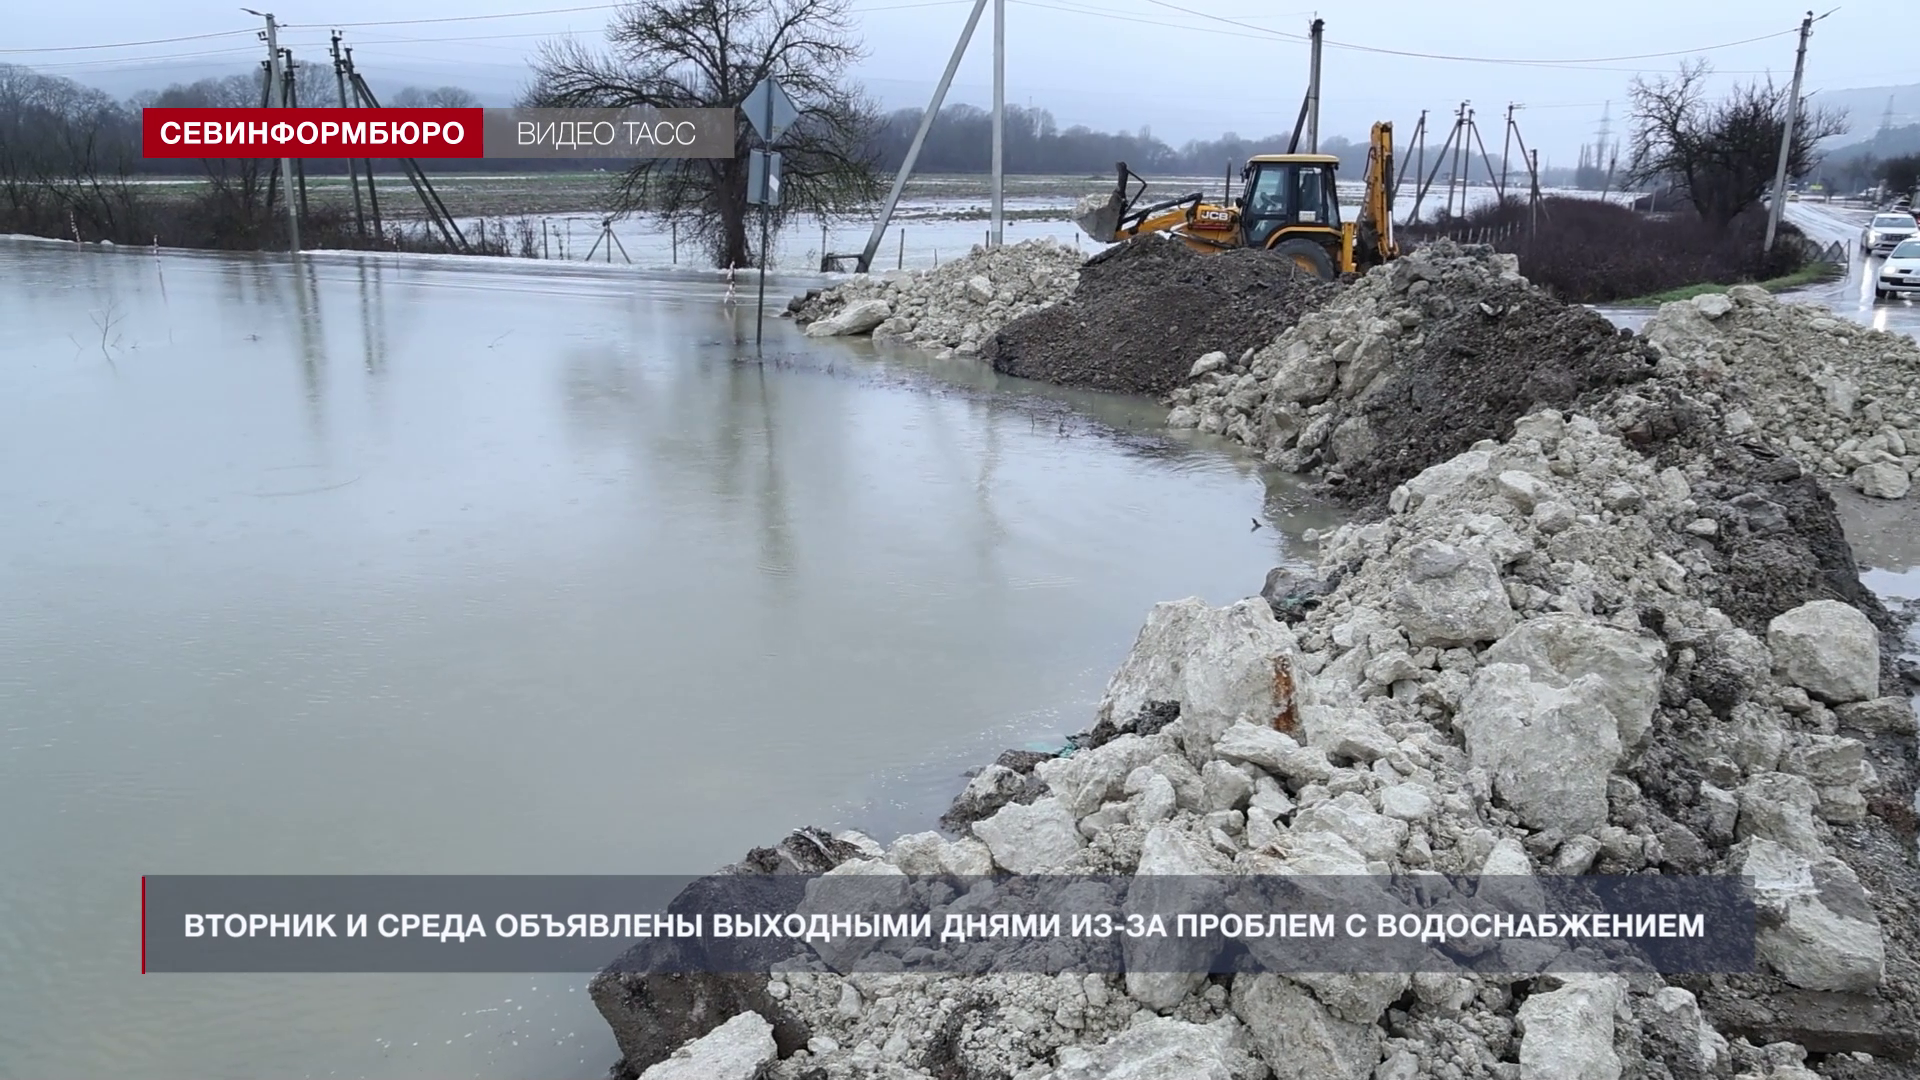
xmin=249 ymin=10 xmax=300 ymax=253
xmin=857 ymin=0 xmax=990 ymax=271
xmin=332 ymin=32 xmax=367 ymax=240
xmin=1530 ymin=149 xmax=1541 ymax=236
xmin=1499 ymin=103 xmax=1517 ymax=200
xmin=1305 ymin=18 xmax=1324 ymax=153
xmin=1764 ymin=10 xmax=1816 ymax=254
xmin=990 ymin=0 xmax=1004 ymax=246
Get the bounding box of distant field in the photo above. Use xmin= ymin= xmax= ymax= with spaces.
xmin=124 ymin=170 xmax=1132 ymax=220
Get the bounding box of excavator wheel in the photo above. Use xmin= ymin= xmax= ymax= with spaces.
xmin=1270 ymin=237 xmax=1337 ymax=281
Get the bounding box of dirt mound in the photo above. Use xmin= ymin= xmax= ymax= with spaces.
xmin=982 ymin=236 xmax=1338 ymax=396
xmin=1172 ymin=240 xmax=1659 ymax=502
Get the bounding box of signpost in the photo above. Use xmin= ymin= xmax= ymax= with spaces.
xmin=742 ymin=77 xmax=799 ymax=346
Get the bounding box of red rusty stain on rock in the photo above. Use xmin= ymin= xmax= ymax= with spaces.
xmin=1271 ymin=656 xmax=1299 ymax=735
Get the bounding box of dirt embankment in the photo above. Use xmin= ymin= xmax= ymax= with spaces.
xmin=595 ymin=241 xmax=1918 ymax=1080
xmin=982 ymin=237 xmax=1338 ymax=396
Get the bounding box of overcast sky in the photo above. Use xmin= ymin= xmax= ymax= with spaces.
xmin=9 ymin=0 xmax=1919 ymax=160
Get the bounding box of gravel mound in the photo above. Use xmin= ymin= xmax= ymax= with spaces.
xmin=788 ymin=239 xmax=1083 ymax=356
xmin=595 ymin=241 xmax=1919 ymax=1080
xmin=1643 ymin=288 xmax=1920 ymax=501
xmin=1170 ymin=240 xmax=1657 ymax=502
xmin=983 ymin=237 xmax=1339 ymax=396
xmin=594 ymin=378 xmax=1918 ymax=1078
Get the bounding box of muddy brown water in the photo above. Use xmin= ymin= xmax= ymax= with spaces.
xmin=0 ymin=239 xmax=1341 ymax=1079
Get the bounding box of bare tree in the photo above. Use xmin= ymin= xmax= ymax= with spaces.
xmin=1627 ymin=59 xmax=1847 ymax=227
xmin=524 ymin=0 xmax=883 ymax=268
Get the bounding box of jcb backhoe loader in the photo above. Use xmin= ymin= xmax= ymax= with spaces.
xmin=1073 ymin=121 xmax=1400 ymax=280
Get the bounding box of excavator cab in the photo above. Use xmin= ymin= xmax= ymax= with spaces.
xmin=1073 ymin=121 xmax=1397 ymax=280
xmin=1239 ymin=155 xmax=1345 ymax=278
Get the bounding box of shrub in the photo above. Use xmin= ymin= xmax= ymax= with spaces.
xmin=1401 ymin=196 xmax=1809 ymax=303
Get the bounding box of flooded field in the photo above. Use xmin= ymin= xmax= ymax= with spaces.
xmin=0 ymin=238 xmax=1339 ymax=1079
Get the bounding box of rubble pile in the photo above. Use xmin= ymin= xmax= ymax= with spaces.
xmin=1169 ymin=240 xmax=1658 ymax=502
xmin=789 ymin=239 xmax=1083 ymax=356
xmin=1642 ymin=291 xmax=1920 ymax=500
xmin=598 ymin=241 xmax=1919 ymax=1080
xmin=982 ymin=237 xmax=1339 ymax=395
xmin=596 ymin=395 xmax=1917 ymax=1080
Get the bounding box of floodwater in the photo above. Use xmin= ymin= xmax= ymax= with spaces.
xmin=0 ymin=237 xmax=1339 ymax=1079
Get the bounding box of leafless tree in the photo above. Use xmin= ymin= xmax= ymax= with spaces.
xmin=524 ymin=0 xmax=883 ymax=268
xmin=1626 ymin=59 xmax=1847 ymax=227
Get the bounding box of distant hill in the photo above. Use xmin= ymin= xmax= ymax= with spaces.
xmin=1815 ymin=83 xmax=1920 ymax=148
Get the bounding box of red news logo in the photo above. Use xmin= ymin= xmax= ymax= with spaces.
xmin=142 ymin=108 xmax=485 ymax=159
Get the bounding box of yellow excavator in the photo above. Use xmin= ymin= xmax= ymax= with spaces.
xmin=1074 ymin=121 xmax=1400 ymax=280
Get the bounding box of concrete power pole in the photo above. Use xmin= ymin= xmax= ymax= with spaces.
xmin=1764 ymin=10 xmax=1815 ymax=254
xmin=331 ymin=32 xmax=366 ymax=240
xmin=990 ymin=0 xmax=1004 ymax=246
xmin=1305 ymin=18 xmax=1324 ymax=153
xmin=249 ymin=10 xmax=300 ymax=253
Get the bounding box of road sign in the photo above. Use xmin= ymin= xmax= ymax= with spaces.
xmin=741 ymin=77 xmax=800 ymax=144
xmin=747 ymin=149 xmax=782 ymax=207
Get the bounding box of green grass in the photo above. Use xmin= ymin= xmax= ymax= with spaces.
xmin=1613 ymin=260 xmax=1845 ymax=307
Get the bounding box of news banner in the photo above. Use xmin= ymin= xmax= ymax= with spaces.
xmin=141 ymin=873 xmax=1756 ymax=975
xmin=139 ymin=107 xmax=735 ymax=159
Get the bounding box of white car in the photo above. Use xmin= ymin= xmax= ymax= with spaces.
xmin=1876 ymin=238 xmax=1920 ymax=299
xmin=1862 ymin=213 xmax=1918 ymax=255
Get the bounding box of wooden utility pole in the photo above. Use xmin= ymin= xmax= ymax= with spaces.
xmin=1764 ymin=10 xmax=1816 ymax=254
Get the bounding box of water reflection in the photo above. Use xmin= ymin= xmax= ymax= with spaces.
xmin=0 ymin=240 xmax=1336 ymax=1080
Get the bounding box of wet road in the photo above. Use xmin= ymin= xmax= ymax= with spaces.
xmin=0 ymin=239 xmax=1339 ymax=1080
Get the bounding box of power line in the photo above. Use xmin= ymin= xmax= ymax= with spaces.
xmin=1008 ymin=0 xmax=1291 ymax=39
xmin=282 ymin=4 xmax=621 ymax=29
xmin=0 ymin=29 xmax=254 ymax=54
xmin=1320 ymin=26 xmax=1800 ymax=66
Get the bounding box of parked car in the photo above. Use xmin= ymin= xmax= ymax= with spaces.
xmin=1861 ymin=213 xmax=1918 ymax=255
xmin=1876 ymin=238 xmax=1920 ymax=299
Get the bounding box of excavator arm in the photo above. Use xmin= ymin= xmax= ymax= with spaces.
xmin=1356 ymin=120 xmax=1399 ymax=267
xmin=1073 ymin=162 xmax=1208 ymax=242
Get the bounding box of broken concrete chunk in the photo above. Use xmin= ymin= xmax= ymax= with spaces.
xmin=1850 ymin=461 xmax=1910 ymax=499
xmin=1214 ymin=722 xmax=1334 ymax=786
xmin=1201 ymin=760 xmax=1255 ymax=812
xmin=1516 ymin=975 xmax=1626 ymax=1080
xmin=1229 ymin=973 xmax=1381 ymax=1080
xmin=1739 ymin=837 xmax=1886 ymax=993
xmin=1098 ymin=597 xmax=1306 ymax=758
xmin=1043 ymin=1015 xmax=1261 ymax=1080
xmin=637 ymin=1011 xmax=777 ymax=1080
xmin=803 ymin=297 xmax=891 ymax=337
xmin=1457 ymin=664 xmax=1621 ymax=835
xmin=1766 ymin=600 xmax=1879 ymax=704
xmin=971 ymin=797 xmax=1084 ymax=874
xmin=1833 ymin=696 xmax=1917 ymax=734
xmin=1125 ymin=826 xmax=1232 ymax=1011
xmin=1735 ymin=773 xmax=1825 ymax=857
xmin=1039 ymin=734 xmax=1173 ymax=817
xmin=1389 ymin=540 xmax=1517 ymax=648
xmin=1483 ymin=614 xmax=1665 ymax=752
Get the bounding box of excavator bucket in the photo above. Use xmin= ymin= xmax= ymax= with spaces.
xmin=1073 ymin=188 xmax=1127 ymax=242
